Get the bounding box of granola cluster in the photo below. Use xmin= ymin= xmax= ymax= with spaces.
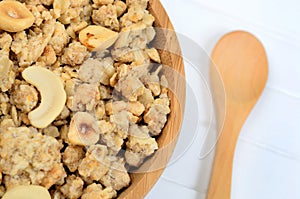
xmin=0 ymin=0 xmax=170 ymax=198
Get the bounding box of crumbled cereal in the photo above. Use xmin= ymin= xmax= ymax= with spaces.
xmin=0 ymin=55 xmax=15 ymax=92
xmin=0 ymin=0 xmax=171 ymax=198
xmin=125 ymin=125 xmax=158 ymax=167
xmin=100 ymin=158 xmax=130 ymax=191
xmin=78 ymin=145 xmax=110 ymax=181
xmin=62 ymin=146 xmax=85 ymax=172
xmin=68 ymin=83 xmax=100 ymax=112
xmin=11 ymin=82 xmax=39 ymax=113
xmin=92 ymin=4 xmax=119 ymax=31
xmin=11 ymin=20 xmax=56 ymax=67
xmin=0 ymin=127 xmax=66 ymax=189
xmin=60 ymin=175 xmax=84 ymax=199
xmin=61 ymin=41 xmax=90 ymax=67
xmin=49 ymin=22 xmax=70 ymax=55
xmin=81 ymin=183 xmax=117 ymax=199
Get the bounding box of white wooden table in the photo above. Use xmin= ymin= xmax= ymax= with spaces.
xmin=147 ymin=0 xmax=300 ymax=198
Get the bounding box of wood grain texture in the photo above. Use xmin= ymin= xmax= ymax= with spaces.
xmin=207 ymin=31 xmax=268 ymax=199
xmin=118 ymin=0 xmax=185 ymax=198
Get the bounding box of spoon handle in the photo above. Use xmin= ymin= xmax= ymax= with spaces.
xmin=206 ymin=99 xmax=256 ymax=199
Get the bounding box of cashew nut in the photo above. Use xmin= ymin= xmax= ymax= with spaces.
xmin=79 ymin=25 xmax=119 ymax=51
xmin=0 ymin=1 xmax=35 ymax=32
xmin=68 ymin=112 xmax=100 ymax=146
xmin=2 ymin=185 xmax=51 ymax=199
xmin=22 ymin=67 xmax=67 ymax=128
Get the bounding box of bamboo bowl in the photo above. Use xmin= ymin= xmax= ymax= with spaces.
xmin=118 ymin=0 xmax=185 ymax=198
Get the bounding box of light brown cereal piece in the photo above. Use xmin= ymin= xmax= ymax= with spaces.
xmin=131 ymin=49 xmax=150 ymax=66
xmin=142 ymin=73 xmax=161 ymax=96
xmin=126 ymin=0 xmax=149 ymax=10
xmin=98 ymin=120 xmax=115 ymax=134
xmin=107 ymin=100 xmax=144 ymax=116
xmin=92 ymin=4 xmax=119 ymax=31
xmin=0 ymin=118 xmax=15 ymax=130
xmin=0 ymin=32 xmax=12 ymax=56
xmin=115 ymin=75 xmax=145 ymax=101
xmin=144 ymin=97 xmax=170 ymax=136
xmin=11 ymin=20 xmax=55 ymax=67
xmin=70 ymin=21 xmax=88 ymax=33
xmin=120 ymin=6 xmax=154 ymax=28
xmin=145 ymin=48 xmax=161 ymax=63
xmin=114 ymin=0 xmax=127 ymax=17
xmin=53 ymin=0 xmax=71 ymax=17
xmin=110 ymin=110 xmax=130 ymax=138
xmin=62 ymin=145 xmax=85 ymax=172
xmin=61 ymin=41 xmax=90 ymax=67
xmin=127 ymin=111 xmax=139 ymax=124
xmin=11 ymin=83 xmax=38 ymax=113
xmin=78 ymin=145 xmax=110 ymax=181
xmin=100 ymin=158 xmax=130 ymax=191
xmin=4 ymin=174 xmax=31 ymax=190
xmin=49 ymin=22 xmax=70 ymax=55
xmin=141 ymin=65 xmax=162 ymax=96
xmin=57 ymin=106 xmax=70 ymax=120
xmin=0 ymin=127 xmax=66 ymax=189
xmin=37 ymin=45 xmax=57 ymax=65
xmin=117 ymin=64 xmax=130 ymax=78
xmin=52 ymin=190 xmax=66 ymax=199
xmin=93 ymin=0 xmax=114 ymax=6
xmin=101 ymin=57 xmax=116 ymax=77
xmin=65 ymin=78 xmax=77 ymax=97
xmin=0 ymin=185 xmax=5 ymax=197
xmin=98 ymin=120 xmax=123 ymax=153
xmin=121 ymin=7 xmax=144 ymax=26
xmin=60 ymin=175 xmax=84 ymax=199
xmin=101 ymin=131 xmax=124 ymax=154
xmin=125 ymin=125 xmax=158 ymax=167
xmin=138 ymin=88 xmax=154 ymax=108
xmin=63 ymin=66 xmax=78 ymax=79
xmin=95 ymin=101 xmax=106 ymax=120
xmin=99 ymin=85 xmax=112 ymax=100
xmin=0 ymin=54 xmax=15 ymax=92
xmin=114 ymin=28 xmax=155 ymax=57
xmin=42 ymin=163 xmax=66 ymax=188
xmin=26 ymin=4 xmax=51 ymax=26
xmin=160 ymin=75 xmax=169 ymax=92
xmin=0 ymin=103 xmax=10 ymax=116
xmin=11 ymin=106 xmax=20 ymax=127
xmin=78 ymin=58 xmax=115 ymax=85
xmin=68 ymin=83 xmax=100 ymax=112
xmin=43 ymin=126 xmax=60 ymax=137
xmin=81 ymin=183 xmax=117 ymax=199
xmin=58 ymin=7 xmax=81 ymax=25
xmin=19 ymin=113 xmax=31 ymax=125
xmin=60 ymin=125 xmax=69 ymax=142
xmin=105 ymin=101 xmax=127 ymax=115
xmin=68 ymin=112 xmax=100 ymax=146
xmin=128 ymin=101 xmax=145 ymax=116
xmin=109 ymin=72 xmax=118 ymax=87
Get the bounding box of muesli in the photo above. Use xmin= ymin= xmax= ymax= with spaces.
xmin=0 ymin=0 xmax=170 ymax=198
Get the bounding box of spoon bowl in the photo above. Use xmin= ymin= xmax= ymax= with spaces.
xmin=207 ymin=31 xmax=268 ymax=199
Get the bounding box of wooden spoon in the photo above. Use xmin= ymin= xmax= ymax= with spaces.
xmin=207 ymin=31 xmax=268 ymax=199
